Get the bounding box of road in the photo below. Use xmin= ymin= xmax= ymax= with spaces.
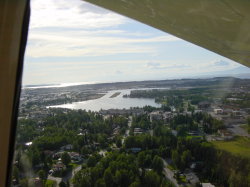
xmin=162 ymin=159 xmax=179 ymax=187
xmin=48 ymin=165 xmax=82 ymax=187
xmin=48 ymin=175 xmax=62 ymax=187
xmin=122 ymin=116 xmax=132 ymax=144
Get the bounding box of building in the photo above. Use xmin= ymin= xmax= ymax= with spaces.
xmin=217 ymin=129 xmax=233 ymax=140
xmin=149 ymin=111 xmax=163 ymax=122
xmin=214 ymin=108 xmax=223 ymax=114
xmin=69 ymin=152 xmax=82 ymax=162
xmin=60 ymin=144 xmax=73 ymax=151
xmin=134 ymin=128 xmax=144 ymax=135
xmin=201 ymin=183 xmax=215 ymax=187
xmin=52 ymin=162 xmax=66 ymax=172
xmin=163 ymin=112 xmax=172 ymax=122
xmin=198 ymin=101 xmax=210 ymax=109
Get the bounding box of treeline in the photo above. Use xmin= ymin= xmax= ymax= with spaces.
xmin=126 ymin=88 xmax=213 ymax=106
xmin=168 ymin=136 xmax=250 ymax=186
xmin=15 ymin=109 xmax=128 ymax=171
xmin=73 ymin=152 xmax=174 ymax=187
xmin=170 ymin=113 xmax=225 ymax=134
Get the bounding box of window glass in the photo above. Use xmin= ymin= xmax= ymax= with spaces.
xmin=12 ymin=0 xmax=250 ymax=186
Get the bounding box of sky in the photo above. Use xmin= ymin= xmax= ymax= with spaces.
xmin=23 ymin=0 xmax=250 ymax=86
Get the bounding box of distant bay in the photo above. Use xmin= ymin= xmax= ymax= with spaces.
xmin=48 ymin=88 xmax=167 ymax=112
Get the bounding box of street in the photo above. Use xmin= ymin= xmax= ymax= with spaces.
xmin=162 ymin=159 xmax=179 ymax=187
xmin=48 ymin=165 xmax=82 ymax=187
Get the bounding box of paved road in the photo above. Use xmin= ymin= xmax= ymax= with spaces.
xmin=128 ymin=116 xmax=132 ymax=127
xmin=48 ymin=175 xmax=62 ymax=187
xmin=162 ymin=159 xmax=179 ymax=187
xmin=122 ymin=116 xmax=132 ymax=144
xmin=63 ymin=165 xmax=82 ymax=183
xmin=48 ymin=165 xmax=82 ymax=187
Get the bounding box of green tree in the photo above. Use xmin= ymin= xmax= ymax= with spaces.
xmin=19 ymin=178 xmax=28 ymax=187
xmin=129 ymin=179 xmax=141 ymax=187
xmin=95 ymin=178 xmax=106 ymax=187
xmin=104 ymin=168 xmax=114 ymax=187
xmin=114 ymin=169 xmax=131 ymax=187
xmin=59 ymin=181 xmax=67 ymax=187
xmin=62 ymin=152 xmax=71 ymax=166
xmin=72 ymin=169 xmax=91 ymax=187
xmin=181 ymin=150 xmax=192 ymax=168
xmin=12 ymin=165 xmax=19 ymax=183
xmin=144 ymin=170 xmax=161 ymax=187
xmin=116 ymin=137 xmax=122 ymax=148
xmin=87 ymin=155 xmax=98 ymax=167
xmin=38 ymin=169 xmax=46 ymax=184
xmin=152 ymin=155 xmax=164 ymax=174
xmin=172 ymin=150 xmax=181 ymax=169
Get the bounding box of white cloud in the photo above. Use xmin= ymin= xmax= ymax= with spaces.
xmin=24 ymin=0 xmax=248 ymax=85
xmin=146 ymin=61 xmax=191 ymax=70
xmin=26 ymin=29 xmax=179 ymax=57
xmin=214 ymin=60 xmax=230 ymax=66
xmin=26 ymin=0 xmax=180 ymax=58
xmin=30 ymin=0 xmax=126 ymax=29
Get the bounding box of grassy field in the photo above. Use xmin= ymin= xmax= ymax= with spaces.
xmin=45 ymin=179 xmax=56 ymax=187
xmin=212 ymin=137 xmax=250 ymax=158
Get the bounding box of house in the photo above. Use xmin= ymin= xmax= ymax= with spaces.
xmin=52 ymin=162 xmax=66 ymax=172
xmin=214 ymin=108 xmax=223 ymax=114
xmin=163 ymin=112 xmax=172 ymax=122
xmin=170 ymin=106 xmax=176 ymax=112
xmin=201 ymin=183 xmax=215 ymax=187
xmin=43 ymin=150 xmax=54 ymax=157
xmin=134 ymin=128 xmax=144 ymax=135
xmin=217 ymin=129 xmax=233 ymax=140
xmin=198 ymin=101 xmax=210 ymax=109
xmin=68 ymin=152 xmax=82 ymax=162
xmin=194 ymin=109 xmax=203 ymax=114
xmin=232 ymin=110 xmax=242 ymax=117
xmin=223 ymin=108 xmax=233 ymax=115
xmin=33 ymin=178 xmax=43 ymax=187
xmin=129 ymin=148 xmax=142 ymax=153
xmin=171 ymin=130 xmax=177 ymax=136
xmin=149 ymin=111 xmax=163 ymax=122
xmin=53 ymin=151 xmax=64 ymax=159
xmin=60 ymin=144 xmax=73 ymax=151
xmin=188 ymin=131 xmax=201 ymax=136
xmin=113 ymin=126 xmax=120 ymax=136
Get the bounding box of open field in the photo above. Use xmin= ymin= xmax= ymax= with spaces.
xmin=212 ymin=137 xmax=250 ymax=158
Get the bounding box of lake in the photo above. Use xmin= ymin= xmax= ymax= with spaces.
xmin=49 ymin=88 xmax=167 ymax=111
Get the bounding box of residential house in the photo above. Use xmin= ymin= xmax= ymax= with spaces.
xmin=52 ymin=162 xmax=66 ymax=172
xmin=214 ymin=108 xmax=223 ymax=115
xmin=198 ymin=101 xmax=210 ymax=109
xmin=149 ymin=111 xmax=163 ymax=122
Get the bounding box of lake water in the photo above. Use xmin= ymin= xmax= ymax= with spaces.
xmin=49 ymin=88 xmax=166 ymax=111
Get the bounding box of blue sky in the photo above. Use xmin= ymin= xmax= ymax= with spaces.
xmin=23 ymin=0 xmax=250 ymax=85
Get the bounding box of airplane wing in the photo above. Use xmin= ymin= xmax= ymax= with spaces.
xmin=84 ymin=0 xmax=250 ymax=67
